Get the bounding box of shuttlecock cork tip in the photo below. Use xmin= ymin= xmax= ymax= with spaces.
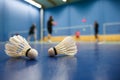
xmin=27 ymin=49 xmax=38 ymax=59
xmin=48 ymin=48 xmax=56 ymax=57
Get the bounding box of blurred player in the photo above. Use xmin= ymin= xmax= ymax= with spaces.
xmin=28 ymin=23 xmax=37 ymax=42
xmin=94 ymin=21 xmax=99 ymax=42
xmin=47 ymin=16 xmax=54 ymax=42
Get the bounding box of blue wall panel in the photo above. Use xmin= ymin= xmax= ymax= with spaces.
xmin=44 ymin=5 xmax=70 ymax=27
xmin=103 ymin=0 xmax=120 ymax=22
xmin=0 ymin=0 xmax=40 ymax=41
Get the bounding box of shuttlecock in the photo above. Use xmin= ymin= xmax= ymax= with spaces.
xmin=48 ymin=36 xmax=77 ymax=57
xmin=5 ymin=35 xmax=38 ymax=59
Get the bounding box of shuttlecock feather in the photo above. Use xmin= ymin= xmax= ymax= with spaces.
xmin=5 ymin=35 xmax=38 ymax=59
xmin=48 ymin=36 xmax=77 ymax=56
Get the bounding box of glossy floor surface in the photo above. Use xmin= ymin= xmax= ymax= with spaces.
xmin=0 ymin=42 xmax=120 ymax=80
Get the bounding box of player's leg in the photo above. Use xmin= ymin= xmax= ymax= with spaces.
xmin=27 ymin=35 xmax=31 ymax=41
xmin=33 ymin=33 xmax=37 ymax=41
xmin=47 ymin=27 xmax=52 ymax=42
xmin=95 ymin=32 xmax=99 ymax=42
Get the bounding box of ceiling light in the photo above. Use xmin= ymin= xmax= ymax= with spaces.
xmin=24 ymin=0 xmax=42 ymax=8
xmin=62 ymin=0 xmax=67 ymax=2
